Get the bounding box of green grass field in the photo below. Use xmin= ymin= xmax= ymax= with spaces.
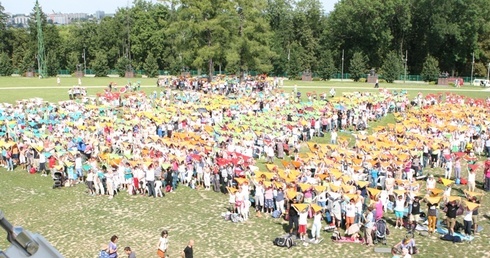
xmin=0 ymin=77 xmax=489 ymax=258
xmin=0 ymin=76 xmax=487 ymax=103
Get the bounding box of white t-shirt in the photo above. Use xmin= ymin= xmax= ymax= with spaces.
xmin=75 ymin=157 xmax=82 ymax=169
xmin=468 ymin=172 xmax=476 ymax=183
xmin=463 ymin=210 xmax=473 ymax=221
xmin=158 ymin=237 xmax=168 ymax=251
xmin=345 ymin=203 xmax=356 ymax=217
xmin=298 ymin=211 xmax=308 ymax=225
xmin=313 ymin=212 xmax=322 ymax=225
xmin=395 ymin=198 xmax=405 ymax=212
xmin=146 ymin=169 xmax=155 ymax=181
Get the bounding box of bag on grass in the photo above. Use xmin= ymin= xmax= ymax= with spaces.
xmin=274 ymin=236 xmax=295 ymax=248
xmin=272 ymin=210 xmax=281 ymax=218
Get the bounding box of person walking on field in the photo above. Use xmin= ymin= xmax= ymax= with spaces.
xmin=182 ymin=240 xmax=194 ymax=258
xmin=157 ymin=230 xmax=169 ymax=258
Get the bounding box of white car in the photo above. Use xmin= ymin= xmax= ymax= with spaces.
xmin=473 ymin=79 xmax=490 ymax=87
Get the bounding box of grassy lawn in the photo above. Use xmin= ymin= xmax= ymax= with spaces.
xmin=0 ymin=77 xmax=489 ymax=258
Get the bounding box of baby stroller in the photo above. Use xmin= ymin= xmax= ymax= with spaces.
xmin=52 ymin=171 xmax=66 ymax=189
xmin=374 ymin=219 xmax=388 ymax=245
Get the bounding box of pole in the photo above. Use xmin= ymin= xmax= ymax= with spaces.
xmin=341 ymin=49 xmax=344 ymax=82
xmin=83 ymin=49 xmax=86 ymax=75
xmin=487 ymin=63 xmax=490 ymax=81
xmin=470 ymin=52 xmax=474 ymax=85
xmin=404 ymin=50 xmax=407 ymax=83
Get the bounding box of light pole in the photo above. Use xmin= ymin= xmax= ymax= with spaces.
xmin=403 ymin=50 xmax=407 ymax=83
xmin=487 ymin=62 xmax=490 ymax=81
xmin=341 ymin=49 xmax=344 ymax=82
xmin=470 ymin=52 xmax=474 ymax=85
xmin=82 ymin=48 xmax=86 ymax=75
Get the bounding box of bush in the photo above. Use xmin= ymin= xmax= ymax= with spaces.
xmin=429 ymin=81 xmax=436 ymax=85
xmin=379 ymin=79 xmax=387 ymax=83
xmin=312 ymin=77 xmax=322 ymax=81
xmin=359 ymin=78 xmax=367 ymax=83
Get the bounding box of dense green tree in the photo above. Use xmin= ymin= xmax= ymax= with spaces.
xmin=46 ymin=51 xmax=60 ymax=76
xmin=0 ymin=51 xmax=12 ymax=75
xmin=91 ymin=51 xmax=109 ymax=77
xmin=173 ymin=0 xmax=236 ymax=80
xmin=409 ymin=0 xmax=490 ymax=74
xmin=116 ymin=56 xmax=132 ymax=77
xmin=66 ymin=52 xmax=80 ymax=73
xmin=317 ymin=49 xmax=336 ymax=80
xmin=1 ymin=0 xmax=490 ymax=79
xmin=420 ymin=55 xmax=440 ymax=83
xmin=327 ymin=0 xmax=411 ymax=69
xmin=349 ymin=51 xmax=368 ymax=82
xmin=267 ymin=0 xmax=295 ymax=76
xmin=144 ymin=52 xmax=159 ymax=78
xmin=380 ymin=51 xmax=403 ymax=83
xmin=226 ymin=0 xmax=275 ymax=79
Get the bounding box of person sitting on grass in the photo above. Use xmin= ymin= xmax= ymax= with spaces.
xmin=124 ymin=246 xmax=136 ymax=258
xmin=393 ymin=236 xmax=418 ymax=255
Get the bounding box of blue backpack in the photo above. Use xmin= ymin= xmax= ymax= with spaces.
xmin=99 ymin=250 xmax=109 ymax=258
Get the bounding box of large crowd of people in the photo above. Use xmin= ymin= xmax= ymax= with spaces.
xmin=1 ymin=76 xmax=489 ymax=257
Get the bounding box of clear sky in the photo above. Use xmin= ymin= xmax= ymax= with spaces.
xmin=2 ymin=0 xmax=339 ymax=15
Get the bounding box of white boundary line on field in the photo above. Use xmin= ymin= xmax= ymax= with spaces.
xmin=0 ymin=85 xmax=487 ymax=92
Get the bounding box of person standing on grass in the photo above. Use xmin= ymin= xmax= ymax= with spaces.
xmin=394 ymin=194 xmax=406 ymax=229
xmin=157 ymin=230 xmax=169 ymax=258
xmin=182 ymin=240 xmax=194 ymax=258
xmin=298 ymin=208 xmax=308 ymax=244
xmin=445 ymin=200 xmax=460 ymax=235
xmin=364 ymin=206 xmax=375 ymax=247
xmin=470 ymin=196 xmax=480 ymax=234
xmin=310 ymin=209 xmax=323 ymax=244
xmin=345 ymin=198 xmax=356 ymax=230
xmin=463 ymin=206 xmax=473 ymax=236
xmin=467 ymin=169 xmax=476 ymax=192
xmin=124 ymin=247 xmax=136 ymax=258
xmin=287 ymin=199 xmax=299 ymax=236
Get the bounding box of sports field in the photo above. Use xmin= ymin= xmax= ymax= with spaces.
xmin=0 ymin=77 xmax=489 ymax=258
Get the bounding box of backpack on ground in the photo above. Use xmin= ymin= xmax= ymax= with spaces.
xmin=273 ymin=235 xmax=295 ymax=248
xmin=272 ymin=210 xmax=282 ymax=218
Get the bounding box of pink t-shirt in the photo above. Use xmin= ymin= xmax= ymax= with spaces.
xmin=264 ymin=188 xmax=273 ymax=200
xmin=375 ymin=200 xmax=384 ymax=219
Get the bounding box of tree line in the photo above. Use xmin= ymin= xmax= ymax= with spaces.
xmin=0 ymin=0 xmax=489 ymax=82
